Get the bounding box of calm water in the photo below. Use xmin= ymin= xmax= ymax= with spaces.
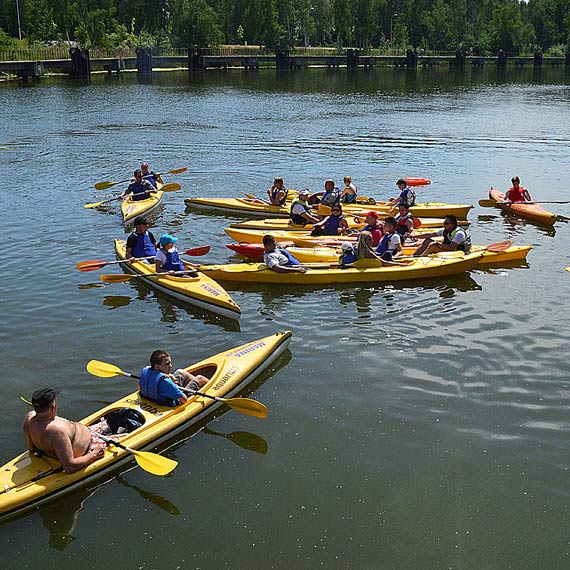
xmin=1 ymin=66 xmax=570 ymax=570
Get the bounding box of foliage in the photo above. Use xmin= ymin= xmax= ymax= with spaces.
xmin=0 ymin=0 xmax=568 ymax=54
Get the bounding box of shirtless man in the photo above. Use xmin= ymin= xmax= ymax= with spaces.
xmin=23 ymin=387 xmax=105 ymax=474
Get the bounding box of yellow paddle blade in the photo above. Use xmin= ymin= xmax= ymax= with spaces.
xmin=167 ymin=167 xmax=188 ymax=175
xmin=160 ymin=183 xmax=181 ymax=192
xmin=244 ymin=193 xmax=257 ymax=200
xmin=86 ymin=359 xmax=126 ymax=378
xmin=224 ymin=397 xmax=267 ymax=418
xmin=20 ymin=395 xmax=33 ymax=406
xmin=130 ymin=449 xmax=178 ymax=476
xmin=84 ymin=199 xmax=110 ymax=209
xmin=566 ymin=267 xmax=570 ymax=272
xmin=317 ymin=204 xmax=332 ymax=215
xmin=100 ymin=274 xmax=134 ymax=283
xmin=478 ymin=199 xmax=497 ymax=208
xmin=94 ymin=180 xmax=118 ymax=191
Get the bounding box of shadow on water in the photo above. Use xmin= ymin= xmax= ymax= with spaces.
xmin=102 ymin=295 xmax=132 ymax=309
xmin=2 ymin=349 xmax=290 ymax=544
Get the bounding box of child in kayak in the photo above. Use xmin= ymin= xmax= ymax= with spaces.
xmin=311 ymin=204 xmax=350 ymax=236
xmin=155 ymin=234 xmax=199 ymax=276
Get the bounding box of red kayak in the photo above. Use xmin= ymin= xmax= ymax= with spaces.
xmin=405 ymin=177 xmax=431 ymax=186
xmin=227 ymin=242 xmax=265 ymax=260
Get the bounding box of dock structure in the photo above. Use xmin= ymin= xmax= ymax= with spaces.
xmin=0 ymin=48 xmax=568 ymax=80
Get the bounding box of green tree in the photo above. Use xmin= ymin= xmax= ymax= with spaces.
xmin=171 ymin=0 xmax=224 ymax=47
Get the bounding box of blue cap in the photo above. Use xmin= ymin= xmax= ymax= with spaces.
xmin=159 ymin=234 xmax=178 ymax=246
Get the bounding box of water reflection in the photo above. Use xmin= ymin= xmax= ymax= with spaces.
xmin=102 ymin=295 xmax=132 ymax=309
xmin=203 ymin=427 xmax=268 ymax=455
xmin=115 ymin=474 xmax=180 ymax=515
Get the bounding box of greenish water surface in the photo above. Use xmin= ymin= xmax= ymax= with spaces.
xmin=1 ymin=66 xmax=570 ymax=569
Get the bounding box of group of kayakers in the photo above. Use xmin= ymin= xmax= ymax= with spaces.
xmin=119 ymin=162 xmax=163 ymax=202
xmin=24 ymin=171 xmax=530 ymax=474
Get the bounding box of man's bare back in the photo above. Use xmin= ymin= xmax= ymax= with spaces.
xmin=23 ymin=387 xmax=104 ymax=473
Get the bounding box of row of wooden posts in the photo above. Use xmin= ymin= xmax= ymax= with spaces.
xmin=3 ymin=47 xmax=570 ymax=80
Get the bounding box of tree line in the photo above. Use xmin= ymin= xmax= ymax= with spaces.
xmin=1 ymin=0 xmax=569 ymax=55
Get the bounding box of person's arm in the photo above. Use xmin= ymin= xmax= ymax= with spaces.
xmin=312 ymin=216 xmax=329 ymax=229
xmin=155 ymin=250 xmax=165 ymax=272
xmin=339 ymin=218 xmax=350 ymax=233
xmin=387 ymin=196 xmax=401 ymax=207
xmin=125 ymin=234 xmax=137 ymax=258
xmin=119 ymin=183 xmax=134 ymax=200
xmin=50 ymin=427 xmax=104 ymax=474
xmin=523 ymin=188 xmax=532 ymax=201
xmin=143 ymin=180 xmax=157 ymax=195
xmin=23 ymin=413 xmax=35 ymax=454
xmin=301 ymin=210 xmax=321 ymax=223
xmin=272 ymin=263 xmax=307 ymax=273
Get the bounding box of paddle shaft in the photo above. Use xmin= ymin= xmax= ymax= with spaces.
xmin=480 ymin=199 xmax=568 ymax=207
xmin=94 ymin=168 xmax=187 ymax=190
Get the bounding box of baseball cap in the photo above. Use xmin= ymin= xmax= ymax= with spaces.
xmin=31 ymin=386 xmax=62 ymax=411
xmin=364 ymin=211 xmax=379 ymax=219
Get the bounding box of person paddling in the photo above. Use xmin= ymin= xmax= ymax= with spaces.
xmin=126 ymin=217 xmax=157 ymax=260
xmin=140 ymin=162 xmax=163 ymax=188
xmin=262 ymin=234 xmax=307 ymax=273
xmin=120 ymin=169 xmax=157 ymax=201
xmin=413 ymin=214 xmax=471 ymax=256
xmin=155 ymin=234 xmax=199 ymax=276
xmin=139 ymin=350 xmax=208 ymax=407
xmin=503 ymin=176 xmax=532 ymax=204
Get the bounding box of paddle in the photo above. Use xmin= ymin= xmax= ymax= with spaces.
xmin=76 ymin=246 xmax=211 ymax=272
xmin=19 ymin=395 xmax=177 ymax=476
xmin=86 ymin=360 xmax=268 ymax=418
xmin=94 ymin=168 xmax=188 ymax=191
xmin=84 ymin=183 xmax=181 ymax=209
xmin=100 ymin=270 xmax=200 ymax=283
xmin=565 ymin=267 xmax=570 ymax=272
xmin=89 ymin=429 xmax=178 ymax=476
xmin=479 ymin=199 xmax=569 ymax=207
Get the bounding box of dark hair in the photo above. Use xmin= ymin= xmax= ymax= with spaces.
xmin=511 ymin=176 xmax=520 ymax=183
xmin=396 ymin=178 xmax=407 ymax=186
xmin=273 ymin=177 xmax=284 ymax=185
xmin=262 ymin=234 xmax=276 ymax=246
xmin=150 ymin=350 xmax=170 ymax=368
xmin=444 ymin=214 xmax=458 ymax=227
xmin=134 ymin=169 xmax=143 ymax=178
xmin=384 ymin=216 xmax=397 ymax=227
xmin=331 ymin=204 xmax=343 ymax=214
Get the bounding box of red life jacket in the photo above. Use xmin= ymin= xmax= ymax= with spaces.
xmin=507 ymin=186 xmax=527 ymax=202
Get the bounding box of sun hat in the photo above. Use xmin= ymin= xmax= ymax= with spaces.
xmin=159 ymin=234 xmax=178 ymax=246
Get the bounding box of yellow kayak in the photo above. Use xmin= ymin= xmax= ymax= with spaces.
xmin=114 ymin=240 xmax=241 ymax=319
xmin=0 ymin=331 xmax=292 ymax=520
xmin=185 ymin=196 xmax=472 ymax=219
xmin=287 ymin=244 xmax=532 ymax=265
xmin=122 ymin=182 xmax=164 ymax=224
xmin=229 ymin=216 xmax=469 ymax=232
xmin=200 ymin=252 xmax=483 ymax=284
xmin=224 ymin=227 xmax=435 ymax=245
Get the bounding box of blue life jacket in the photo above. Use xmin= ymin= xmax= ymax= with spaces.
xmin=270 ymin=187 xmax=289 ymax=206
xmin=145 ymin=172 xmax=158 ymax=188
xmin=139 ymin=367 xmax=179 ymax=407
xmin=278 ymin=247 xmax=301 ymax=266
xmin=132 ymin=231 xmax=157 ymax=258
xmin=340 ymin=246 xmax=357 ymax=266
xmin=399 ymin=187 xmax=416 ymax=207
xmin=130 ymin=181 xmax=148 ymax=201
xmin=161 ymin=248 xmax=185 ymax=272
xmin=290 ymin=198 xmax=311 ymax=225
xmin=376 ymin=231 xmax=396 ymax=255
xmin=324 ymin=215 xmax=344 ymax=235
